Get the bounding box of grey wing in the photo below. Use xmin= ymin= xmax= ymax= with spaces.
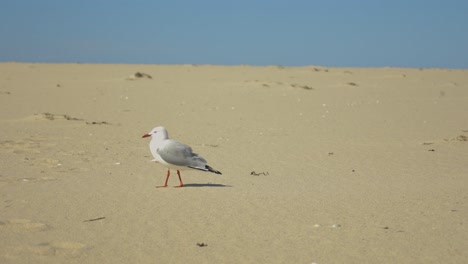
xmin=157 ymin=140 xmax=207 ymax=167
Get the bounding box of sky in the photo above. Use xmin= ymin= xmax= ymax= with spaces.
xmin=1 ymin=0 xmax=467 ymax=68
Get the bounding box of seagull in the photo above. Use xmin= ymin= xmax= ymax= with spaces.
xmin=142 ymin=126 xmax=222 ymax=188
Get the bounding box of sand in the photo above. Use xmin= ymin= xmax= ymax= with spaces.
xmin=0 ymin=62 xmax=467 ymax=263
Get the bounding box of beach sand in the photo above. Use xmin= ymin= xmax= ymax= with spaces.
xmin=0 ymin=63 xmax=467 ymax=263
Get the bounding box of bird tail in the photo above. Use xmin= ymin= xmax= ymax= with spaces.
xmin=206 ymin=165 xmax=222 ymax=175
xmin=189 ymin=165 xmax=222 ymax=175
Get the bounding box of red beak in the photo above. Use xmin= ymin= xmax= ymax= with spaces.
xmin=142 ymin=134 xmax=151 ymax=138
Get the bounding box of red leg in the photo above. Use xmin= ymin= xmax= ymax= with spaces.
xmin=174 ymin=170 xmax=184 ymax=188
xmin=156 ymin=170 xmax=170 ymax=188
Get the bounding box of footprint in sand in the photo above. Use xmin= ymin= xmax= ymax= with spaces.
xmin=0 ymin=139 xmax=42 ymax=154
xmin=34 ymin=242 xmax=88 ymax=258
xmin=0 ymin=218 xmax=49 ymax=233
xmin=0 ymin=220 xmax=88 ymax=259
xmin=2 ymin=241 xmax=88 ymax=259
xmin=0 ymin=139 xmax=63 ymax=171
xmin=20 ymin=113 xmax=112 ymax=125
xmin=16 ymin=175 xmax=58 ymax=183
xmin=29 ymin=112 xmax=84 ymax=121
xmin=422 ymin=132 xmax=468 ymax=145
xmin=126 ymin=71 xmax=153 ymax=80
xmin=244 ymin=80 xmax=314 ymax=90
xmin=0 ymin=138 xmax=58 ymax=155
xmin=38 ymin=158 xmax=62 ymax=168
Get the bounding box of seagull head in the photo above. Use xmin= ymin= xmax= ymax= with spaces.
xmin=142 ymin=126 xmax=169 ymax=139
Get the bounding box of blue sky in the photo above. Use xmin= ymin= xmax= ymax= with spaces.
xmin=1 ymin=0 xmax=467 ymax=68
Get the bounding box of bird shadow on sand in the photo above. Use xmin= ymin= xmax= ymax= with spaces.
xmin=182 ymin=183 xmax=232 ymax=188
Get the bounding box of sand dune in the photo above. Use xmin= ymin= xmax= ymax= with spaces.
xmin=0 ymin=63 xmax=467 ymax=263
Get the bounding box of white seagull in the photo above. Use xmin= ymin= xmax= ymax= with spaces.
xmin=142 ymin=126 xmax=222 ymax=188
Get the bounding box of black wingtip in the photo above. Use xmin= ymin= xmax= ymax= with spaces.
xmin=188 ymin=165 xmax=222 ymax=175
xmin=206 ymin=165 xmax=222 ymax=175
